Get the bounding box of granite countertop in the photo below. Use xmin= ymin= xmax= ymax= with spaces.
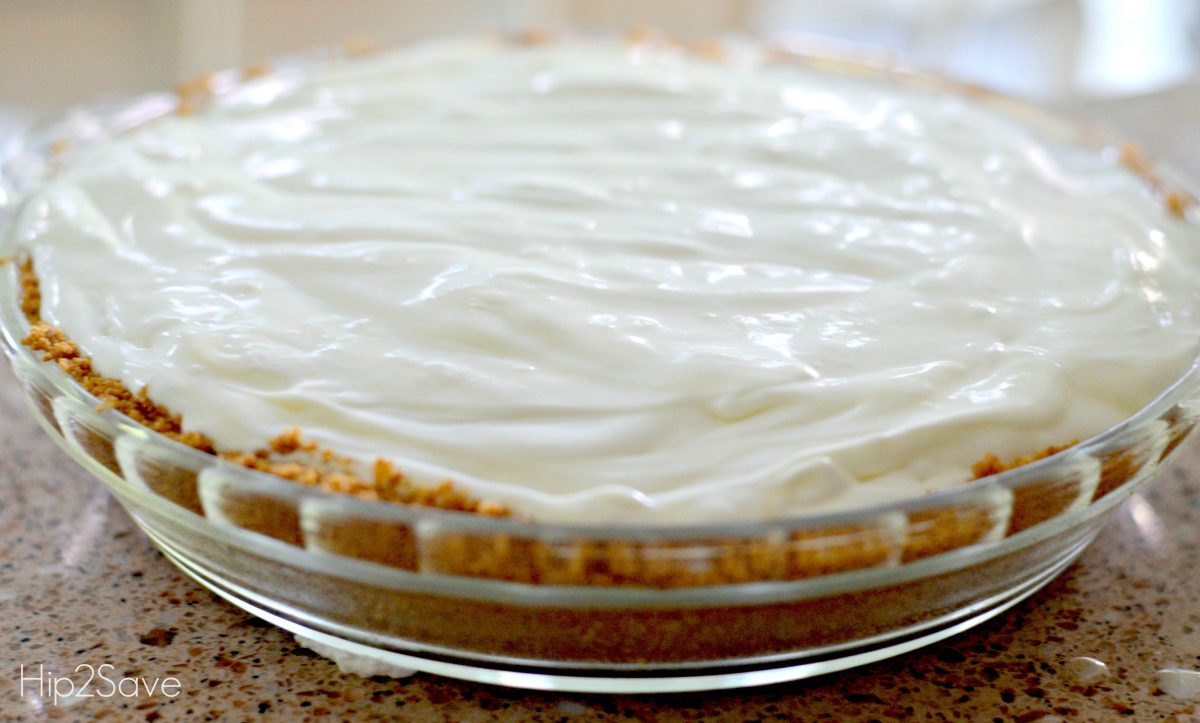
xmin=3 ymin=86 xmax=1200 ymax=722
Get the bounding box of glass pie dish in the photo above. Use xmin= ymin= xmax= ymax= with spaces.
xmin=2 ymin=46 xmax=1198 ymax=693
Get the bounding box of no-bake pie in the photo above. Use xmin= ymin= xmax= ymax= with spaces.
xmin=7 ymin=33 xmax=1200 ymax=533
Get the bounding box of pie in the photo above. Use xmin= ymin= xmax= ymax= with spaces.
xmin=8 ymin=32 xmax=1199 ymax=536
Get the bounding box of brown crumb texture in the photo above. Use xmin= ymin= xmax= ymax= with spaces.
xmin=213 ymin=487 xmax=304 ymax=546
xmin=973 ymin=440 xmax=1138 ymax=532
xmin=542 ymin=540 xmax=680 ymax=587
xmin=625 ymin=26 xmax=657 ymax=45
xmin=267 ymin=526 xmax=1070 ymax=663
xmin=242 ymin=61 xmax=272 ymax=80
xmin=65 ymin=415 xmax=124 ymax=475
xmin=175 ymin=73 xmax=214 ymax=116
xmin=18 ymin=257 xmax=41 ymax=320
xmin=308 ymin=515 xmax=418 ymax=570
xmin=788 ymin=525 xmax=895 ymax=576
xmin=1119 ymin=142 xmax=1155 ymax=180
xmin=903 ymin=507 xmax=996 ymax=563
xmin=1094 ymin=447 xmax=1140 ymax=500
xmin=621 ymin=27 xmax=725 ymax=60
xmin=135 ymin=462 xmax=203 ymax=514
xmin=422 ymin=532 xmax=539 ymax=583
xmin=1008 ymin=477 xmax=1086 ymax=534
xmin=971 ymin=441 xmax=1077 ymax=479
xmin=1119 ymin=142 xmax=1194 ymax=218
xmin=422 ymin=524 xmax=898 ymax=588
xmin=1158 ymin=405 xmax=1197 ymax=463
xmin=222 ymin=440 xmax=509 ymax=516
xmin=1166 ymin=190 xmax=1192 ymax=219
xmin=341 ymin=36 xmax=379 ymax=57
xmin=17 ymin=260 xmax=506 ymax=517
xmin=511 ymin=27 xmax=557 ymax=47
xmin=531 ymin=538 xmax=789 ymax=588
xmin=619 ymin=26 xmax=696 ymax=55
xmin=686 ymin=38 xmax=727 ymax=61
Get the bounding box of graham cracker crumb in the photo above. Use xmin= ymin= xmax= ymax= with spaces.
xmin=512 ymin=27 xmax=557 ymax=47
xmin=270 ymin=427 xmax=315 ymax=455
xmin=341 ymin=36 xmax=379 ymax=57
xmin=1096 ymin=143 xmax=1189 ymax=225
xmin=971 ymin=441 xmax=1078 ymax=480
xmin=687 ymin=38 xmax=727 ymax=61
xmin=223 ymin=434 xmax=508 ymax=514
xmin=1166 ymin=191 xmax=1192 ymax=219
xmin=620 ymin=27 xmax=698 ymax=55
xmin=625 ymin=26 xmax=656 ymax=45
xmin=18 ymin=257 xmax=41 ymax=319
xmin=175 ymin=73 xmax=214 ymax=116
xmin=243 ymin=62 xmax=272 ymax=80
xmin=1119 ymin=143 xmax=1154 ymax=181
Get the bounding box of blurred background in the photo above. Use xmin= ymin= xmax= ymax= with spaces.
xmin=0 ymin=0 xmax=1198 ymax=163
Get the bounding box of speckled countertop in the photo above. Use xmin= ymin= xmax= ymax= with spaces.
xmin=3 ymin=88 xmax=1200 ymax=722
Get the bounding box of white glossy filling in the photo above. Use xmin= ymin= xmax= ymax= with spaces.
xmin=14 ymin=37 xmax=1200 ymax=523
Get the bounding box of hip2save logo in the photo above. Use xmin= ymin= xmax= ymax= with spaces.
xmin=19 ymin=664 xmax=182 ymax=706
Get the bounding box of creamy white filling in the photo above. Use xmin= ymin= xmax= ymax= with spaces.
xmin=13 ymin=37 xmax=1200 ymax=523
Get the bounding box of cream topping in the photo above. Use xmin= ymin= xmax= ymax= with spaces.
xmin=13 ymin=37 xmax=1200 ymax=523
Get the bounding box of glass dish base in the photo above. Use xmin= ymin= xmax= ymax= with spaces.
xmin=139 ymin=511 xmax=1092 ymax=693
